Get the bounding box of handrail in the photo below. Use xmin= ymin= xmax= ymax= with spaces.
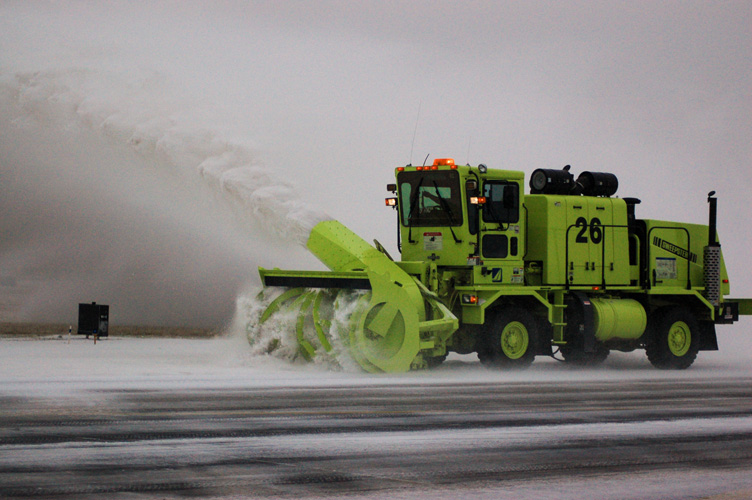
xmin=645 ymin=226 xmax=693 ymax=290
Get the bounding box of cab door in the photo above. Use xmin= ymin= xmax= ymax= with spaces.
xmin=479 ymin=180 xmax=524 ymax=284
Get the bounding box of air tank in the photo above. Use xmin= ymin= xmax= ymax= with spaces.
xmin=590 ymin=297 xmax=646 ymax=341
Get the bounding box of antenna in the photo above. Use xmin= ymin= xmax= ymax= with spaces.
xmin=408 ymin=100 xmax=421 ymax=166
xmin=423 ymin=153 xmax=430 ymax=166
xmin=466 ymin=137 xmax=472 ymax=165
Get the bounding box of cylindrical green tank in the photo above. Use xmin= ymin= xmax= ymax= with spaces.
xmin=591 ymin=297 xmax=647 ymax=341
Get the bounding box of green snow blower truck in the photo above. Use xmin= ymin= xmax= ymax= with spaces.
xmin=257 ymin=158 xmax=751 ymax=372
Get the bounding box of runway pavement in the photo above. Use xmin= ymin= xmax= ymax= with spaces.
xmin=2 ymin=377 xmax=752 ymax=499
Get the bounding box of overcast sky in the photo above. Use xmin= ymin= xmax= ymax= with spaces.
xmin=0 ymin=1 xmax=750 ymax=326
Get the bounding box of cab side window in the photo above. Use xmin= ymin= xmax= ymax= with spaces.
xmin=483 ymin=182 xmax=519 ymax=223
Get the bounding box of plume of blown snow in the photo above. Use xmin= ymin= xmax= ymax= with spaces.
xmin=3 ymin=68 xmax=329 ymax=246
xmin=0 ymin=64 xmax=329 ymax=325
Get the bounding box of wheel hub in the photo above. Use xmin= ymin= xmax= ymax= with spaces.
xmin=668 ymin=320 xmax=691 ymax=356
xmin=500 ymin=321 xmax=529 ymax=359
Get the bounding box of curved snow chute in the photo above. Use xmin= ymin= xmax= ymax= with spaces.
xmin=256 ymin=220 xmax=458 ymax=372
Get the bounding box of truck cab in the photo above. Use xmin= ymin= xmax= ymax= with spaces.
xmin=391 ymin=158 xmax=526 ymax=287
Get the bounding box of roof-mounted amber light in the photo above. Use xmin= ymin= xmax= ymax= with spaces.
xmin=433 ymin=158 xmax=455 ymax=167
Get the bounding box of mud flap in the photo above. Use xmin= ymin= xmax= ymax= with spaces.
xmin=698 ymin=321 xmax=719 ymax=351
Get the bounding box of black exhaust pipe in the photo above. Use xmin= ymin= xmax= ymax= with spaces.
xmin=707 ymin=191 xmax=718 ymax=247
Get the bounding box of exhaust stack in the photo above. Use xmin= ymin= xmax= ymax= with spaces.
xmin=704 ymin=191 xmax=721 ymax=306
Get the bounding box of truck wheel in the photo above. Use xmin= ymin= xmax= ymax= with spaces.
xmin=646 ymin=307 xmax=700 ymax=369
xmin=480 ymin=308 xmax=538 ymax=368
xmin=560 ymin=344 xmax=610 ymax=367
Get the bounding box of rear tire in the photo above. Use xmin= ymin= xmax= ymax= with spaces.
xmin=479 ymin=308 xmax=538 ymax=369
xmin=645 ymin=307 xmax=700 ymax=369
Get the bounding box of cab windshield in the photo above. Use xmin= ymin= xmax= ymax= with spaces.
xmin=398 ymin=170 xmax=462 ymax=227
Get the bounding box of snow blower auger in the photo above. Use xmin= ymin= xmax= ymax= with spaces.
xmin=257 ymin=219 xmax=459 ymax=372
xmin=257 ymin=158 xmax=751 ymax=373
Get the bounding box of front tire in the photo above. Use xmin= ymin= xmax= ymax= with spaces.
xmin=646 ymin=307 xmax=700 ymax=369
xmin=479 ymin=308 xmax=538 ymax=369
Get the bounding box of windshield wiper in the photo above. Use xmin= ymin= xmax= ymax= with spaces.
xmin=432 ymin=180 xmax=461 ymax=243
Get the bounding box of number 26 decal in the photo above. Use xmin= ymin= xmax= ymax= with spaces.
xmin=575 ymin=217 xmax=603 ymax=244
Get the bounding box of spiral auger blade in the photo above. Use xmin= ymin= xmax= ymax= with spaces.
xmin=254 ymin=220 xmax=459 ymax=372
xmin=254 ymin=280 xmax=421 ymax=372
xmin=256 ymin=286 xmax=353 ymax=362
xmin=254 ymin=274 xmax=457 ymax=372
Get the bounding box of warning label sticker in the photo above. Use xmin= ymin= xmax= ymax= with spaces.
xmin=424 ymin=232 xmax=443 ymax=251
xmin=511 ymin=267 xmax=524 ymax=284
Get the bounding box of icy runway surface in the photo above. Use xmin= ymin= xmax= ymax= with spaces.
xmin=2 ymin=335 xmax=752 ymax=499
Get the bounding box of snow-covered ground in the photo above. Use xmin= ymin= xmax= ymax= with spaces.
xmin=2 ymin=318 xmax=750 ymax=398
